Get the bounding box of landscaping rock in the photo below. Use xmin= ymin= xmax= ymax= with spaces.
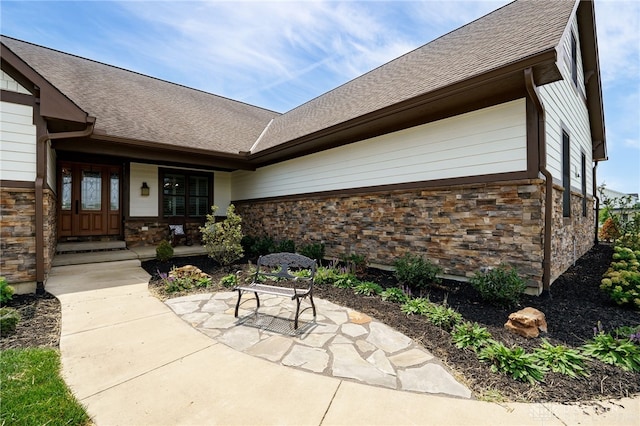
xmin=169 ymin=265 xmax=210 ymax=279
xmin=504 ymin=307 xmax=547 ymax=338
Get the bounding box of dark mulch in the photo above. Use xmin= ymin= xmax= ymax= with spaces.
xmin=3 ymin=244 xmax=638 ymax=404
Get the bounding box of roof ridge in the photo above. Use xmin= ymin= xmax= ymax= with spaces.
xmin=0 ymin=34 xmax=281 ymax=116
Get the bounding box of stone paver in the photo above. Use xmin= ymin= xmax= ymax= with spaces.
xmin=167 ymin=291 xmax=471 ymax=398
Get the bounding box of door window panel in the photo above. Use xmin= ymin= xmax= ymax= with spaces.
xmin=81 ymin=171 xmax=102 ymax=211
xmin=110 ymin=172 xmax=120 ymax=211
xmin=61 ymin=167 xmax=72 ymax=210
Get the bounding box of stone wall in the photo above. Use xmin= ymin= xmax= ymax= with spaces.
xmin=549 ymin=186 xmax=595 ymax=282
xmin=236 ymin=179 xmax=546 ymax=291
xmin=124 ymin=219 xmax=204 ymax=247
xmin=0 ymin=187 xmax=36 ymax=284
xmin=43 ymin=189 xmax=57 ymax=282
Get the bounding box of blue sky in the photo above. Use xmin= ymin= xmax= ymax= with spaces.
xmin=2 ymin=0 xmax=638 ymax=194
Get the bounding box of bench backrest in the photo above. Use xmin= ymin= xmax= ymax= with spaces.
xmin=254 ymin=252 xmax=317 ymax=288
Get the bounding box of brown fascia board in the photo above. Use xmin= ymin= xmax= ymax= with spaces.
xmin=247 ymin=49 xmax=560 ymax=168
xmin=1 ymin=42 xmax=89 ymax=124
xmin=577 ymin=0 xmax=607 ymax=161
xmin=53 ymin=134 xmax=255 ymax=171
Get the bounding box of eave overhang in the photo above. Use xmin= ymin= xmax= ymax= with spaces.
xmin=246 ymin=49 xmax=561 ymax=168
xmin=1 ymin=42 xmax=90 ymax=127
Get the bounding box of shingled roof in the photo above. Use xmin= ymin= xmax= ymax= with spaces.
xmin=1 ymin=36 xmax=280 ymax=155
xmin=1 ymin=0 xmax=605 ymax=164
xmin=253 ymin=0 xmax=577 ymax=154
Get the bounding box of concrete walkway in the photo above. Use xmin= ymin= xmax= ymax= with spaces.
xmin=46 ymin=260 xmax=639 ymax=426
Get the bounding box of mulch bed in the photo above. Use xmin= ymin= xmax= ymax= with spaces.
xmin=2 ymin=244 xmax=638 ymax=404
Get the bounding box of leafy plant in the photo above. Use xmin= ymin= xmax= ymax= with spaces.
xmin=158 ymin=267 xmax=211 ymax=293
xmin=581 ymin=332 xmax=640 ymax=372
xmin=470 ymin=264 xmax=526 ymax=306
xmin=200 ymin=204 xmax=244 ymax=267
xmin=299 ymin=243 xmax=325 ymax=263
xmin=452 ymin=321 xmax=493 ymax=351
xmin=0 ymin=307 xmax=20 ymax=337
xmin=219 ymin=273 xmax=238 ymax=288
xmin=0 ymin=277 xmax=14 ymax=305
xmin=614 ymin=325 xmax=640 ymax=344
xmin=353 ymin=281 xmax=383 ymax=296
xmin=425 ymin=304 xmax=463 ymax=331
xmin=600 ymin=246 xmax=640 ymax=309
xmin=155 ymin=240 xmax=174 ymax=262
xmin=341 ymin=253 xmax=367 ymax=275
xmin=533 ymin=340 xmax=589 ymax=379
xmin=314 ymin=266 xmax=340 ymax=285
xmin=333 ymin=273 xmax=359 ymax=289
xmin=479 ymin=342 xmax=546 ymax=384
xmin=275 ymin=239 xmax=296 ymax=253
xmin=380 ymin=287 xmax=409 ymax=303
xmin=400 ymin=297 xmax=432 ymax=316
xmin=393 ymin=253 xmax=442 ymax=295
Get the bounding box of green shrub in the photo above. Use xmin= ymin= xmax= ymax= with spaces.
xmin=600 ymin=246 xmax=640 ymax=309
xmin=452 ymin=322 xmax=493 ymax=351
xmin=425 ymin=304 xmax=463 ymax=331
xmin=400 ymin=297 xmax=432 ymax=316
xmin=0 ymin=277 xmax=14 ymax=305
xmin=581 ymin=332 xmax=640 ymax=372
xmin=0 ymin=307 xmax=20 ymax=337
xmin=220 ymin=273 xmax=238 ymax=288
xmin=275 ymin=239 xmax=296 ymax=253
xmin=200 ymin=204 xmax=244 ymax=266
xmin=614 ymin=325 xmax=640 ymax=344
xmin=533 ymin=340 xmax=589 ymax=379
xmin=155 ymin=240 xmax=174 ymax=262
xmin=314 ymin=266 xmax=340 ymax=285
xmin=353 ymin=281 xmax=383 ymax=296
xmin=470 ymin=264 xmax=526 ymax=306
xmin=380 ymin=287 xmax=409 ymax=303
xmin=479 ymin=342 xmax=546 ymax=384
xmin=393 ymin=253 xmax=442 ymax=296
xmin=333 ymin=273 xmax=359 ymax=289
xmin=299 ymin=243 xmax=325 ymax=263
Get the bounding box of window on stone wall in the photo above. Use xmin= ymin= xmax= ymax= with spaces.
xmin=161 ymin=170 xmax=211 ymax=218
xmin=562 ymin=131 xmax=571 ymax=218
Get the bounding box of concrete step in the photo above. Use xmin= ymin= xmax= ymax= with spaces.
xmin=56 ymin=240 xmax=127 ymax=254
xmin=52 ymin=249 xmax=139 ymax=267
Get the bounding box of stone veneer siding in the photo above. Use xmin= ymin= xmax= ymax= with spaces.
xmin=236 ymin=179 xmax=547 ymax=291
xmin=124 ymin=219 xmax=204 ymax=247
xmin=1 ymin=187 xmax=37 ymax=284
xmin=549 ymin=186 xmax=595 ymax=282
xmin=0 ymin=187 xmax=57 ymax=286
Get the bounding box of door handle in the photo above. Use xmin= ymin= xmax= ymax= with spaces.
xmin=75 ymin=200 xmax=79 ymax=214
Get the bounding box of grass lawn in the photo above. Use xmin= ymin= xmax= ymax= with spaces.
xmin=0 ymin=348 xmax=90 ymax=426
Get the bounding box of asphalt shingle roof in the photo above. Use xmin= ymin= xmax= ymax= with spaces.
xmin=1 ymin=0 xmax=577 ymax=157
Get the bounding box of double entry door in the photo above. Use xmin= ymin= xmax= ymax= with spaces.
xmin=58 ymin=162 xmax=121 ymax=237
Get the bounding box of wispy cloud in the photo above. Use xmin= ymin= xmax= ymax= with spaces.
xmin=595 ymin=0 xmax=640 ymax=83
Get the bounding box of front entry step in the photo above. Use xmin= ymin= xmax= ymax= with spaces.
xmin=53 ymin=240 xmax=136 ymax=267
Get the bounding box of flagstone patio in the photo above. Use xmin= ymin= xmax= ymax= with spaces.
xmin=165 ymin=292 xmax=471 ymax=399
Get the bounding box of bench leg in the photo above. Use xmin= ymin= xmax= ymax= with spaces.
xmin=309 ymin=292 xmax=317 ymax=318
xmin=294 ymin=297 xmax=302 ymax=330
xmin=234 ymin=289 xmax=242 ymax=317
xmin=254 ymin=292 xmax=260 ymax=309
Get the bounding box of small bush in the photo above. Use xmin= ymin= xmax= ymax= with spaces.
xmin=0 ymin=277 xmax=14 ymax=305
xmin=425 ymin=304 xmax=463 ymax=331
xmin=452 ymin=322 xmax=493 ymax=351
xmin=333 ymin=273 xmax=359 ymax=289
xmin=470 ymin=264 xmax=526 ymax=306
xmin=533 ymin=340 xmax=589 ymax=379
xmin=314 ymin=266 xmax=340 ymax=285
xmin=200 ymin=204 xmax=244 ymax=267
xmin=479 ymin=342 xmax=546 ymax=384
xmin=393 ymin=253 xmax=442 ymax=296
xmin=299 ymin=243 xmax=325 ymax=263
xmin=220 ymin=274 xmax=238 ymax=288
xmin=353 ymin=281 xmax=383 ymax=296
xmin=614 ymin=325 xmax=640 ymax=344
xmin=400 ymin=297 xmax=431 ymax=316
xmin=581 ymin=332 xmax=640 ymax=372
xmin=275 ymin=239 xmax=296 ymax=253
xmin=155 ymin=240 xmax=174 ymax=262
xmin=600 ymin=246 xmax=640 ymax=309
xmin=0 ymin=307 xmax=20 ymax=337
xmin=599 ymin=217 xmax=621 ymax=241
xmin=341 ymin=253 xmax=367 ymax=275
xmin=380 ymin=287 xmax=409 ymax=303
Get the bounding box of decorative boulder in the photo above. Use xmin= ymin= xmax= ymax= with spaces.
xmin=504 ymin=307 xmax=547 ymax=338
xmin=169 ymin=265 xmax=210 ymax=280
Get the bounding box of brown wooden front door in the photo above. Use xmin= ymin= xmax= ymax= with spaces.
xmin=58 ymin=162 xmax=121 ymax=237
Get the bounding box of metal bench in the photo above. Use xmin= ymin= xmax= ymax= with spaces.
xmin=234 ymin=252 xmax=317 ymax=329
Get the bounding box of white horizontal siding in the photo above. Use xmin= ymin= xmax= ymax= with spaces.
xmin=213 ymin=172 xmax=231 ymax=216
xmin=130 ymin=163 xmax=158 ymax=217
xmin=541 ymin=15 xmax=593 ymax=195
xmin=0 ymin=101 xmax=36 ymax=182
xmin=232 ymin=99 xmax=527 ymax=200
xmin=0 ymin=70 xmax=31 ymax=94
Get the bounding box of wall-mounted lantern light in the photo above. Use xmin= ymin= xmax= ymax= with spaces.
xmin=141 ymin=182 xmax=150 ymax=196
